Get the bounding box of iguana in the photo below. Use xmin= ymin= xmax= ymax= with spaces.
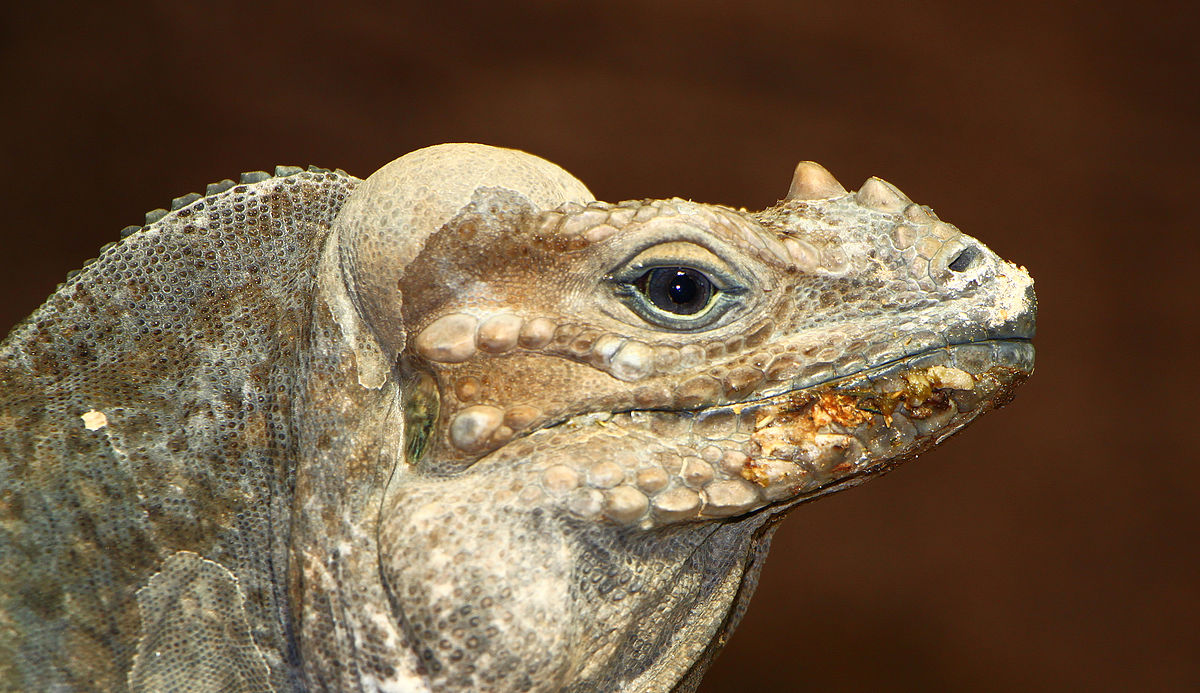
xmin=0 ymin=143 xmax=1035 ymax=692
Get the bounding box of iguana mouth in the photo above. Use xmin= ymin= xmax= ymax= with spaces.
xmin=711 ymin=338 xmax=1035 ymax=511
xmin=549 ymin=336 xmax=1034 ymax=432
xmin=507 ymin=337 xmax=1033 ymax=528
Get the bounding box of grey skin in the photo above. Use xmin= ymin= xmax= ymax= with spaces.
xmin=0 ymin=144 xmax=1034 ymax=692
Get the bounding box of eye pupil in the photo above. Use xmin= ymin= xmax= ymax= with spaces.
xmin=640 ymin=267 xmax=713 ymax=315
xmin=667 ymin=274 xmax=697 ymax=304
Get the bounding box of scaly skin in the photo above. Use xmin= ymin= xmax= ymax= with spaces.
xmin=0 ymin=144 xmax=1034 ymax=691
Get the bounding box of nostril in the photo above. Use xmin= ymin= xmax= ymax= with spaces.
xmin=947 ymin=245 xmax=980 ymax=272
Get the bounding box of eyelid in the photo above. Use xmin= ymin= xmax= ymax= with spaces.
xmin=610 ymin=260 xmax=736 ymax=293
xmin=613 ymin=241 xmax=734 ymax=279
xmin=610 ymin=249 xmax=739 ymax=292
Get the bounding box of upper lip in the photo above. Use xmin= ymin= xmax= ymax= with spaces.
xmin=705 ymin=337 xmax=1035 ymax=415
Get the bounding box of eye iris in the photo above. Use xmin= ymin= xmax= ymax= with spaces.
xmin=644 ymin=267 xmax=713 ymax=315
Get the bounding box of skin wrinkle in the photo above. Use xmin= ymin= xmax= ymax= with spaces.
xmin=0 ymin=144 xmax=1034 ymax=692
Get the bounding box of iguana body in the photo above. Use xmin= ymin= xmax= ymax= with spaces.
xmin=0 ymin=144 xmax=1035 ymax=691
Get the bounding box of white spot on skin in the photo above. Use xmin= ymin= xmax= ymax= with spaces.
xmin=314 ymin=229 xmax=390 ymax=388
xmin=360 ymin=674 xmax=433 ymax=693
xmin=81 ymin=410 xmax=107 ymax=430
xmin=358 ymin=605 xmax=433 ymax=692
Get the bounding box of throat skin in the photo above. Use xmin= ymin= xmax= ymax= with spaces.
xmin=377 ymin=464 xmax=778 ymax=693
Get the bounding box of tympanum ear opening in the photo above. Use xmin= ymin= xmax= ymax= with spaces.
xmin=397 ymin=357 xmax=440 ymax=467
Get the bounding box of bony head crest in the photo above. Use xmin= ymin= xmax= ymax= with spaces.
xmin=335 ymin=143 xmax=593 ymax=354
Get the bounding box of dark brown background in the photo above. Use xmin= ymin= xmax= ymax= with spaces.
xmin=2 ymin=1 xmax=1196 ymax=690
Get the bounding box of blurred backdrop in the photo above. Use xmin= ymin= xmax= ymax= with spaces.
xmin=2 ymin=1 xmax=1196 ymax=690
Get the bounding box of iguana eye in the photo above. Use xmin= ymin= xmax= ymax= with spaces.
xmin=608 ymin=241 xmax=746 ymax=330
xmin=636 ymin=267 xmax=714 ymax=316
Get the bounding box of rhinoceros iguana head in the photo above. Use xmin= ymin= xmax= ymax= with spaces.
xmin=0 ymin=144 xmax=1034 ymax=692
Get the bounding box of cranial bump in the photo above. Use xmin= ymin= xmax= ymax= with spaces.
xmin=635 ymin=467 xmax=670 ymax=493
xmin=701 ymin=479 xmax=761 ymax=517
xmin=652 ymin=487 xmax=702 ymax=521
xmin=608 ymin=341 xmax=655 ymax=381
xmin=915 ymin=236 xmax=944 ymax=260
xmin=893 ymin=225 xmax=918 ymax=250
xmin=476 ymin=314 xmax=523 ymax=352
xmin=603 ymin=486 xmax=650 ymax=524
xmin=448 ymin=405 xmax=506 ymax=452
xmin=414 ymin=313 xmax=478 ymax=363
xmin=786 ymin=161 xmax=847 ymax=201
xmin=518 ymin=318 xmax=556 ymax=349
xmin=903 ymin=203 xmax=937 ymax=224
